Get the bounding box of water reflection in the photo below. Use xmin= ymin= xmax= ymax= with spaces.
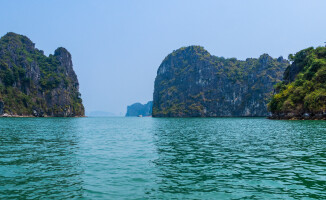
xmin=0 ymin=118 xmax=83 ymax=199
xmin=151 ymin=118 xmax=326 ymax=199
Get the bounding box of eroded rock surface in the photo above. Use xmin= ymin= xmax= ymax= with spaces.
xmin=153 ymin=46 xmax=288 ymax=117
xmin=0 ymin=32 xmax=84 ymax=117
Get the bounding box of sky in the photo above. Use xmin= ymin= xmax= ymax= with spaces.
xmin=1 ymin=0 xmax=326 ymax=115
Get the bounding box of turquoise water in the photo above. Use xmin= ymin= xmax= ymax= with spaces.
xmin=0 ymin=117 xmax=326 ymax=199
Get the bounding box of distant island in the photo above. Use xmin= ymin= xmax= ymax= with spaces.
xmin=152 ymin=46 xmax=288 ymax=117
xmin=269 ymin=46 xmax=326 ymax=119
xmin=126 ymin=101 xmax=152 ymax=117
xmin=0 ymin=32 xmax=84 ymax=117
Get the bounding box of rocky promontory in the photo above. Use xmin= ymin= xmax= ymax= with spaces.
xmin=152 ymin=46 xmax=288 ymax=117
xmin=269 ymin=46 xmax=326 ymax=120
xmin=0 ymin=32 xmax=84 ymax=117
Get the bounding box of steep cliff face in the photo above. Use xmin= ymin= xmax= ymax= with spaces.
xmin=126 ymin=101 xmax=152 ymax=117
xmin=0 ymin=32 xmax=84 ymax=117
xmin=0 ymin=100 xmax=3 ymax=115
xmin=269 ymin=46 xmax=326 ymax=119
xmin=153 ymin=46 xmax=288 ymax=117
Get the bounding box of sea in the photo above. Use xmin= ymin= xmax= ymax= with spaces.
xmin=0 ymin=117 xmax=326 ymax=199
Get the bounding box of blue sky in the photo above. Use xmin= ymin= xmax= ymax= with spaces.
xmin=1 ymin=0 xmax=326 ymax=115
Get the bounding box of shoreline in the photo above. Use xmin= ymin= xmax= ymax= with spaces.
xmin=1 ymin=114 xmax=326 ymax=120
xmin=269 ymin=113 xmax=326 ymax=120
xmin=0 ymin=114 xmax=86 ymax=118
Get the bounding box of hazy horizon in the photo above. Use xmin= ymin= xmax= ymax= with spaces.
xmin=1 ymin=0 xmax=326 ymax=115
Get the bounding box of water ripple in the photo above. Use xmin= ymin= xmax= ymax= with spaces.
xmin=0 ymin=117 xmax=326 ymax=199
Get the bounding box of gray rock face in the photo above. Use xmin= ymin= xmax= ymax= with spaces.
xmin=43 ymin=47 xmax=83 ymax=117
xmin=0 ymin=101 xmax=3 ymax=115
xmin=283 ymin=62 xmax=303 ymax=83
xmin=126 ymin=101 xmax=153 ymax=117
xmin=152 ymin=46 xmax=288 ymax=117
xmin=0 ymin=32 xmax=84 ymax=117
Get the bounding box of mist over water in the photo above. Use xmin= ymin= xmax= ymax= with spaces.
xmin=1 ymin=117 xmax=326 ymax=199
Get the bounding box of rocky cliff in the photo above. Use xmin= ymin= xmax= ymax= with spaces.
xmin=152 ymin=46 xmax=288 ymax=117
xmin=126 ymin=101 xmax=152 ymax=117
xmin=269 ymin=46 xmax=326 ymax=119
xmin=0 ymin=32 xmax=84 ymax=117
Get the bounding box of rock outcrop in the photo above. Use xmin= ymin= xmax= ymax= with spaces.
xmin=126 ymin=101 xmax=152 ymax=117
xmin=0 ymin=32 xmax=84 ymax=117
xmin=152 ymin=46 xmax=288 ymax=117
xmin=269 ymin=46 xmax=326 ymax=119
xmin=0 ymin=100 xmax=3 ymax=115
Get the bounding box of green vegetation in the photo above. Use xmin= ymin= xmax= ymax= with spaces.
xmin=268 ymin=46 xmax=326 ymax=115
xmin=0 ymin=32 xmax=84 ymax=116
xmin=153 ymin=46 xmax=288 ymax=117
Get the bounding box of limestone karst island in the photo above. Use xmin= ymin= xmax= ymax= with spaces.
xmin=152 ymin=46 xmax=288 ymax=117
xmin=126 ymin=45 xmax=326 ymax=120
xmin=0 ymin=32 xmax=84 ymax=117
xmin=1 ymin=1 xmax=326 ymax=199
